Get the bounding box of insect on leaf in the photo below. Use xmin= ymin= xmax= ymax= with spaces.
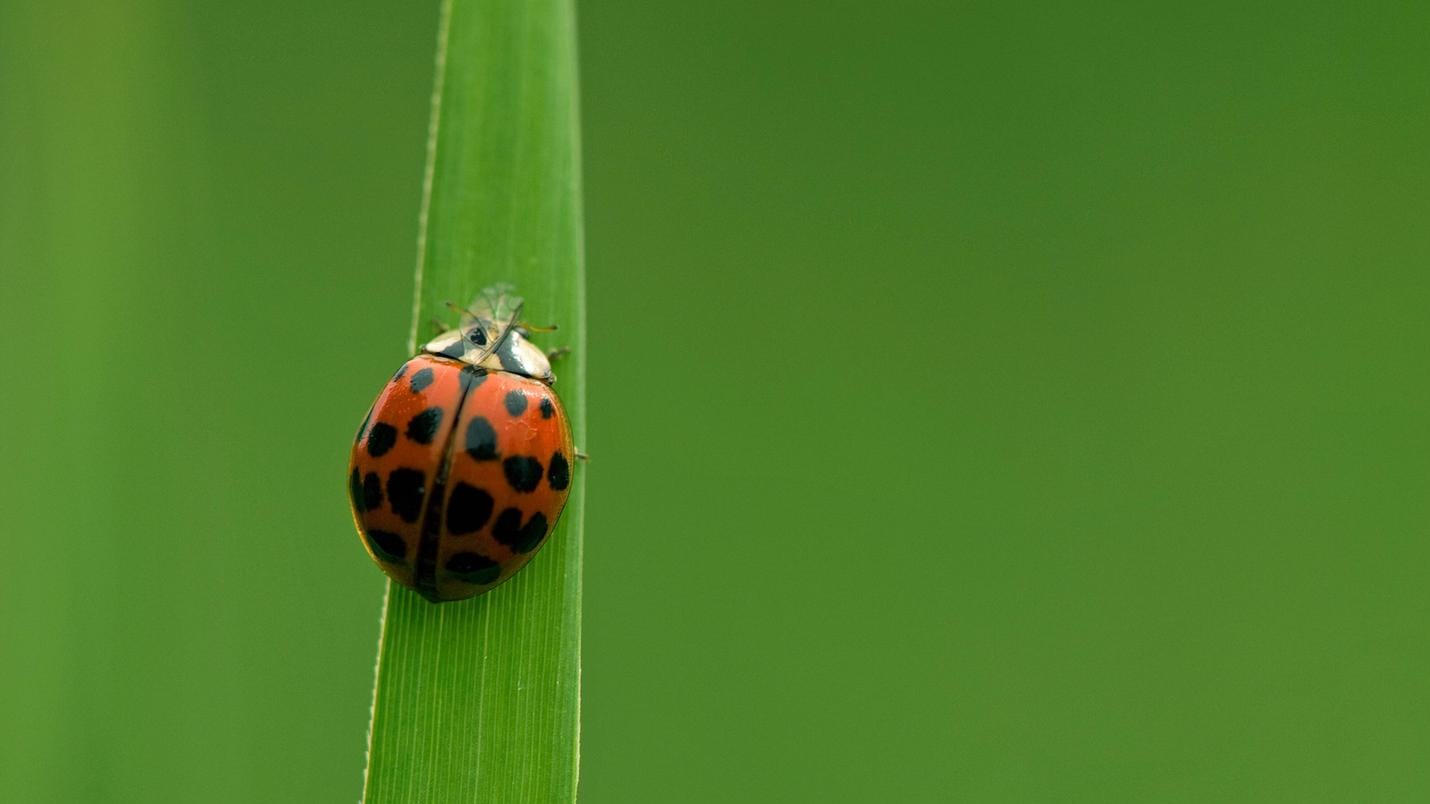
xmin=361 ymin=0 xmax=587 ymax=800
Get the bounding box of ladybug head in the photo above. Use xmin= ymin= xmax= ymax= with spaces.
xmin=421 ymin=285 xmax=559 ymax=385
xmin=423 ymin=324 xmax=555 ymax=385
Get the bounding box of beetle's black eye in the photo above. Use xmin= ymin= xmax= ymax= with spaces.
xmin=468 ymin=328 xmax=488 ymax=346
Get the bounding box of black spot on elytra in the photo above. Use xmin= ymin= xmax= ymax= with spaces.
xmin=387 ymin=468 xmax=426 ymax=523
xmin=405 ymin=407 xmax=443 ymax=444
xmin=439 ymin=340 xmax=467 ymax=359
xmin=445 ymin=552 xmax=501 ymax=585
xmin=503 ymin=456 xmax=543 ymax=493
xmin=409 ymin=367 xmax=435 ymax=394
xmin=363 ymin=472 xmax=384 ymax=511
xmin=504 ymin=389 xmax=528 ymax=416
xmin=492 ymin=508 xmax=548 ymax=554
xmin=349 ymin=468 xmax=364 ymax=511
xmin=459 ymin=366 xmax=487 ymax=392
xmin=465 ymin=417 xmax=499 ymax=461
xmin=366 ymin=423 xmax=398 ymax=457
xmin=392 ymin=363 xmax=409 ymax=381
xmin=446 ymin=482 xmax=494 ymax=535
xmin=539 ymin=397 xmax=554 ymax=419
xmin=548 ymin=451 xmax=570 ymax=491
xmin=365 ymin=529 xmax=407 ymax=563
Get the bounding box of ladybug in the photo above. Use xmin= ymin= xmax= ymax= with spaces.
xmin=349 ymin=286 xmax=576 ymax=602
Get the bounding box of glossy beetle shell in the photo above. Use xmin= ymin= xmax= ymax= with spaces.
xmin=349 ymin=354 xmax=574 ymax=602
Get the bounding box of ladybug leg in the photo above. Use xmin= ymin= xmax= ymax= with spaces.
xmin=575 ymin=449 xmax=590 ymax=462
xmin=546 ymin=345 xmax=572 ymax=362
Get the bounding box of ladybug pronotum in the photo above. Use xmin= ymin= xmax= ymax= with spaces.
xmin=348 ymin=286 xmax=575 ymax=602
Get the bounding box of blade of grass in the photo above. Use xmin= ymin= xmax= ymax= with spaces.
xmin=362 ymin=0 xmax=586 ymax=800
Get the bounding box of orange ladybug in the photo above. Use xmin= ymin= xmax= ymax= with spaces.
xmin=349 ymin=286 xmax=575 ymax=602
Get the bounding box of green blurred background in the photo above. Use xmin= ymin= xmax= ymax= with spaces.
xmin=3 ymin=1 xmax=1428 ymax=801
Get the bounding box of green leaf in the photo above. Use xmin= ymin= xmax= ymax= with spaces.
xmin=362 ymin=0 xmax=586 ymax=800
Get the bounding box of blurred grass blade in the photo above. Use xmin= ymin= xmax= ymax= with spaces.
xmin=362 ymin=0 xmax=586 ymax=800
